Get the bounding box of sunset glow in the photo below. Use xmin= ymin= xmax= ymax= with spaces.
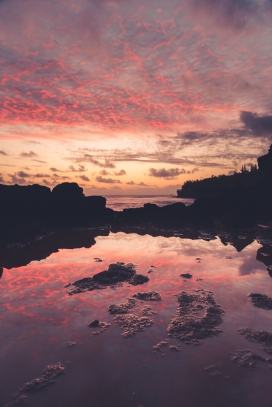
xmin=1 ymin=0 xmax=272 ymax=194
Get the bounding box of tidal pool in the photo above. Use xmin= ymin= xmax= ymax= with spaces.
xmin=1 ymin=232 xmax=272 ymax=407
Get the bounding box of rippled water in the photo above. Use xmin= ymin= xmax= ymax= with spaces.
xmin=104 ymin=195 xmax=194 ymax=211
xmin=1 ymin=232 xmax=272 ymax=407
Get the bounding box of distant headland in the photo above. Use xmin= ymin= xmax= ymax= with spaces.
xmin=1 ymin=146 xmax=272 ymax=248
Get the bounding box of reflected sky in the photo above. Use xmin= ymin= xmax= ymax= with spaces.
xmin=1 ymin=233 xmax=272 ymax=407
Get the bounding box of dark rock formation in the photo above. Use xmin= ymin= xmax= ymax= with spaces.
xmin=0 ymin=182 xmax=114 ymax=244
xmin=66 ymin=262 xmax=149 ymax=295
xmin=258 ymin=145 xmax=272 ymax=176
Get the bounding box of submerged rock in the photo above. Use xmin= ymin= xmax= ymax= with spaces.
xmin=89 ymin=320 xmax=110 ymax=335
xmin=132 ymin=291 xmax=162 ymax=301
xmin=153 ymin=340 xmax=169 ymax=351
xmin=167 ymin=289 xmax=225 ymax=345
xmin=88 ymin=319 xmax=101 ymax=327
xmin=113 ymin=314 xmax=153 ymax=338
xmin=66 ymin=262 xmax=149 ymax=295
xmin=169 ymin=345 xmax=182 ymax=352
xmin=93 ymin=262 xmax=136 ymax=284
xmin=238 ymin=327 xmax=272 ymax=354
xmin=6 ymin=362 xmax=67 ymax=406
xmin=231 ymin=349 xmax=270 ymax=369
xmin=205 ymin=364 xmax=222 ymax=376
xmin=248 ymin=293 xmax=272 ymax=310
xmin=108 ymin=298 xmax=137 ymax=314
xmin=180 ymin=273 xmax=193 ymax=279
xmin=140 ymin=305 xmax=156 ymax=316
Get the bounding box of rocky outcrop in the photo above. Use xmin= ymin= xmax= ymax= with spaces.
xmin=0 ymin=182 xmax=114 ymax=244
xmin=258 ymin=145 xmax=272 ymax=176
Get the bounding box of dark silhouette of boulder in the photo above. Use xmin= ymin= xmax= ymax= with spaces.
xmin=52 ymin=182 xmax=84 ymax=199
xmin=0 ymin=182 xmax=114 ymax=243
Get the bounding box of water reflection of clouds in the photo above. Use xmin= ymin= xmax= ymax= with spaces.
xmin=239 ymin=256 xmax=264 ymax=276
xmin=2 ymin=233 xmax=272 ymax=407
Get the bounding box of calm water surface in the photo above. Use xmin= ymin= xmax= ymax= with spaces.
xmin=104 ymin=195 xmax=194 ymax=211
xmin=1 ymin=232 xmax=272 ymax=407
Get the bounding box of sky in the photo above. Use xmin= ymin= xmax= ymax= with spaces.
xmin=1 ymin=0 xmax=272 ymax=195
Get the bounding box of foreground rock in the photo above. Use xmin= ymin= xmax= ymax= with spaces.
xmin=238 ymin=327 xmax=272 ymax=354
xmin=6 ymin=362 xmax=67 ymax=406
xmin=66 ymin=262 xmax=149 ymax=295
xmin=108 ymin=298 xmax=137 ymax=314
xmin=132 ymin=291 xmax=162 ymax=301
xmin=88 ymin=320 xmax=111 ymax=335
xmin=231 ymin=350 xmax=272 ymax=369
xmin=167 ymin=289 xmax=225 ymax=345
xmin=248 ymin=293 xmax=272 ymax=310
xmin=113 ymin=314 xmax=154 ymax=337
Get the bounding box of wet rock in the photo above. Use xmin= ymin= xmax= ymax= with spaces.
xmin=238 ymin=327 xmax=272 ymax=354
xmin=225 ymin=256 xmax=233 ymax=259
xmin=205 ymin=364 xmax=222 ymax=376
xmin=180 ymin=273 xmax=192 ymax=279
xmin=196 ymin=278 xmax=203 ymax=281
xmin=21 ymin=363 xmax=66 ymax=392
xmin=113 ymin=314 xmax=153 ymax=338
xmin=93 ymin=262 xmax=136 ymax=284
xmin=66 ymin=262 xmax=149 ymax=295
xmin=108 ymin=298 xmax=137 ymax=314
xmin=153 ymin=340 xmax=169 ymax=351
xmin=147 ymin=269 xmax=153 ymax=273
xmin=132 ymin=291 xmax=162 ymax=301
xmin=248 ymin=293 xmax=272 ymax=310
xmin=6 ymin=362 xmax=67 ymax=406
xmin=89 ymin=320 xmax=110 ymax=335
xmin=140 ymin=305 xmax=156 ymax=316
xmin=94 ymin=258 xmax=103 ymax=262
xmin=231 ymin=350 xmax=269 ymax=369
xmin=129 ymin=274 xmax=149 ymax=285
xmin=169 ymin=345 xmax=182 ymax=352
xmin=167 ymin=289 xmax=225 ymax=345
xmin=88 ymin=319 xmax=100 ymax=327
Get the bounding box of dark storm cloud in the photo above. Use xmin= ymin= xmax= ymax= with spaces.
xmin=96 ymin=176 xmax=122 ymax=184
xmin=34 ymin=173 xmax=50 ymax=178
xmin=149 ymin=168 xmax=188 ymax=179
xmin=99 ymin=170 xmax=110 ymax=176
xmin=114 ymin=169 xmax=126 ymax=176
xmin=69 ymin=165 xmax=86 ymax=172
xmin=78 ymin=154 xmax=116 ymax=168
xmin=20 ymin=151 xmax=37 ymax=158
xmin=16 ymin=171 xmax=31 ymax=178
xmin=50 ymin=167 xmax=62 ymax=172
xmin=126 ymin=180 xmax=149 ymax=186
xmin=240 ymin=111 xmax=272 ymax=136
xmin=77 ymin=175 xmax=90 ymax=181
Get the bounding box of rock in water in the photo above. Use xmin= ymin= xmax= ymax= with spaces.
xmin=248 ymin=293 xmax=272 ymax=310
xmin=167 ymin=289 xmax=225 ymax=345
xmin=132 ymin=291 xmax=162 ymax=301
xmin=66 ymin=262 xmax=149 ymax=295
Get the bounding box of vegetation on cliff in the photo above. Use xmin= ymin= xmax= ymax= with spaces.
xmin=177 ymin=165 xmax=264 ymax=199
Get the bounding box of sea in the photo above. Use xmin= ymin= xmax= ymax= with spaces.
xmin=1 ymin=195 xmax=272 ymax=407
xmin=104 ymin=195 xmax=194 ymax=211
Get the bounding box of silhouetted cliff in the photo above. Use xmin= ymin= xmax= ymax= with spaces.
xmin=177 ymin=168 xmax=264 ymax=199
